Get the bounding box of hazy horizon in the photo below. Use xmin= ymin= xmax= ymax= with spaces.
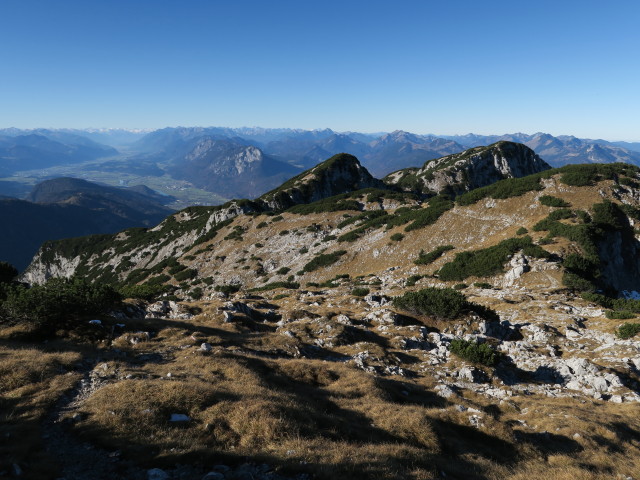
xmin=2 ymin=1 xmax=639 ymax=140
xmin=2 ymin=125 xmax=638 ymax=144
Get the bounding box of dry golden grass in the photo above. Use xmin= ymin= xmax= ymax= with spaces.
xmin=0 ymin=328 xmax=83 ymax=478
xmin=5 ymin=176 xmax=640 ymax=478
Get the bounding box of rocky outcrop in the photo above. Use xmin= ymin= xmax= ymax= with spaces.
xmin=259 ymin=153 xmax=385 ymax=210
xmin=384 ymin=141 xmax=550 ymax=196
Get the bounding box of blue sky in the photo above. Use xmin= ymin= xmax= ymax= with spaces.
xmin=1 ymin=0 xmax=639 ymax=140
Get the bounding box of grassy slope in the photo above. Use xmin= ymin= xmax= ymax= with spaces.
xmin=6 ymin=165 xmax=640 ymax=478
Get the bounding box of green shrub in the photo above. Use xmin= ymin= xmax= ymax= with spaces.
xmin=276 ymin=267 xmax=291 ymax=275
xmin=302 ymin=250 xmax=347 ymax=273
xmin=256 ymin=221 xmax=268 ymax=229
xmin=449 ymin=339 xmax=500 ymax=366
xmin=215 ymin=284 xmax=240 ymax=296
xmin=390 ymin=233 xmax=405 ymax=242
xmin=174 ymin=268 xmax=197 ymax=282
xmin=168 ymin=263 xmax=187 ymax=275
xmin=351 ymin=287 xmax=370 ymax=297
xmin=118 ymin=283 xmax=168 ymax=301
xmin=414 ymin=245 xmax=454 ymax=265
xmin=584 ymin=294 xmax=640 ymax=313
xmin=438 ymin=236 xmax=549 ymax=281
xmin=190 ymin=287 xmax=203 ymax=300
xmin=248 ymin=281 xmax=300 ymax=292
xmin=456 ymin=174 xmax=545 ymax=206
xmin=473 ymin=282 xmax=493 ymax=289
xmin=575 ymin=210 xmax=592 ymax=224
xmin=539 ymin=195 xmax=570 ymax=207
xmin=403 ymin=195 xmax=454 ymax=232
xmin=619 ymin=176 xmax=639 ymax=188
xmin=145 ymin=274 xmax=171 ymax=286
xmin=616 ymin=322 xmax=640 ymax=339
xmin=287 ymin=197 xmax=361 ymax=214
xmin=562 ymin=272 xmax=597 ymax=292
xmin=337 ymin=210 xmax=387 ymax=229
xmin=515 ymin=227 xmax=528 ymax=235
xmin=559 ymin=165 xmax=600 ymax=186
xmin=558 ymin=163 xmax=638 ymax=187
xmin=592 ymin=200 xmax=627 ymax=230
xmin=392 ymin=287 xmax=498 ymax=321
xmin=406 ymin=275 xmax=423 ymax=287
xmin=0 ymin=277 xmax=121 ymax=330
xmin=563 ymin=254 xmax=599 ymax=280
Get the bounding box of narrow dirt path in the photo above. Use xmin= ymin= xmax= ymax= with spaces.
xmin=41 ymin=360 xmax=147 ymax=480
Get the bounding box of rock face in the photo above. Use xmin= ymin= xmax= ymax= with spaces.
xmin=259 ymin=153 xmax=385 ymax=210
xmin=384 ymin=141 xmax=550 ymax=196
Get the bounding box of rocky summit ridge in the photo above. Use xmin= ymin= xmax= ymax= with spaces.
xmin=5 ymin=148 xmax=640 ymax=479
xmin=384 ymin=141 xmax=551 ymax=195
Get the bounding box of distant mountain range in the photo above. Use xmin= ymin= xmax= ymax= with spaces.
xmin=127 ymin=127 xmax=640 ymax=179
xmin=0 ymin=178 xmax=174 ymax=270
xmin=2 ymin=127 xmax=640 ymax=204
xmin=443 ymin=132 xmax=640 ymax=167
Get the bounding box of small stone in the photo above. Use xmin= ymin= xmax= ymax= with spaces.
xmin=457 ymin=367 xmax=477 ymax=383
xmin=200 ymin=343 xmax=212 ymax=352
xmin=147 ymin=468 xmax=169 ymax=480
xmin=468 ymin=414 xmax=483 ymax=428
xmin=169 ymin=413 xmax=191 ymax=422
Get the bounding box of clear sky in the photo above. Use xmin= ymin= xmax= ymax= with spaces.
xmin=1 ymin=0 xmax=639 ymax=140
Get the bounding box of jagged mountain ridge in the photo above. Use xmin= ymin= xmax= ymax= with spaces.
xmin=130 ymin=127 xmax=640 ymax=179
xmin=383 ymin=141 xmax=551 ymax=195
